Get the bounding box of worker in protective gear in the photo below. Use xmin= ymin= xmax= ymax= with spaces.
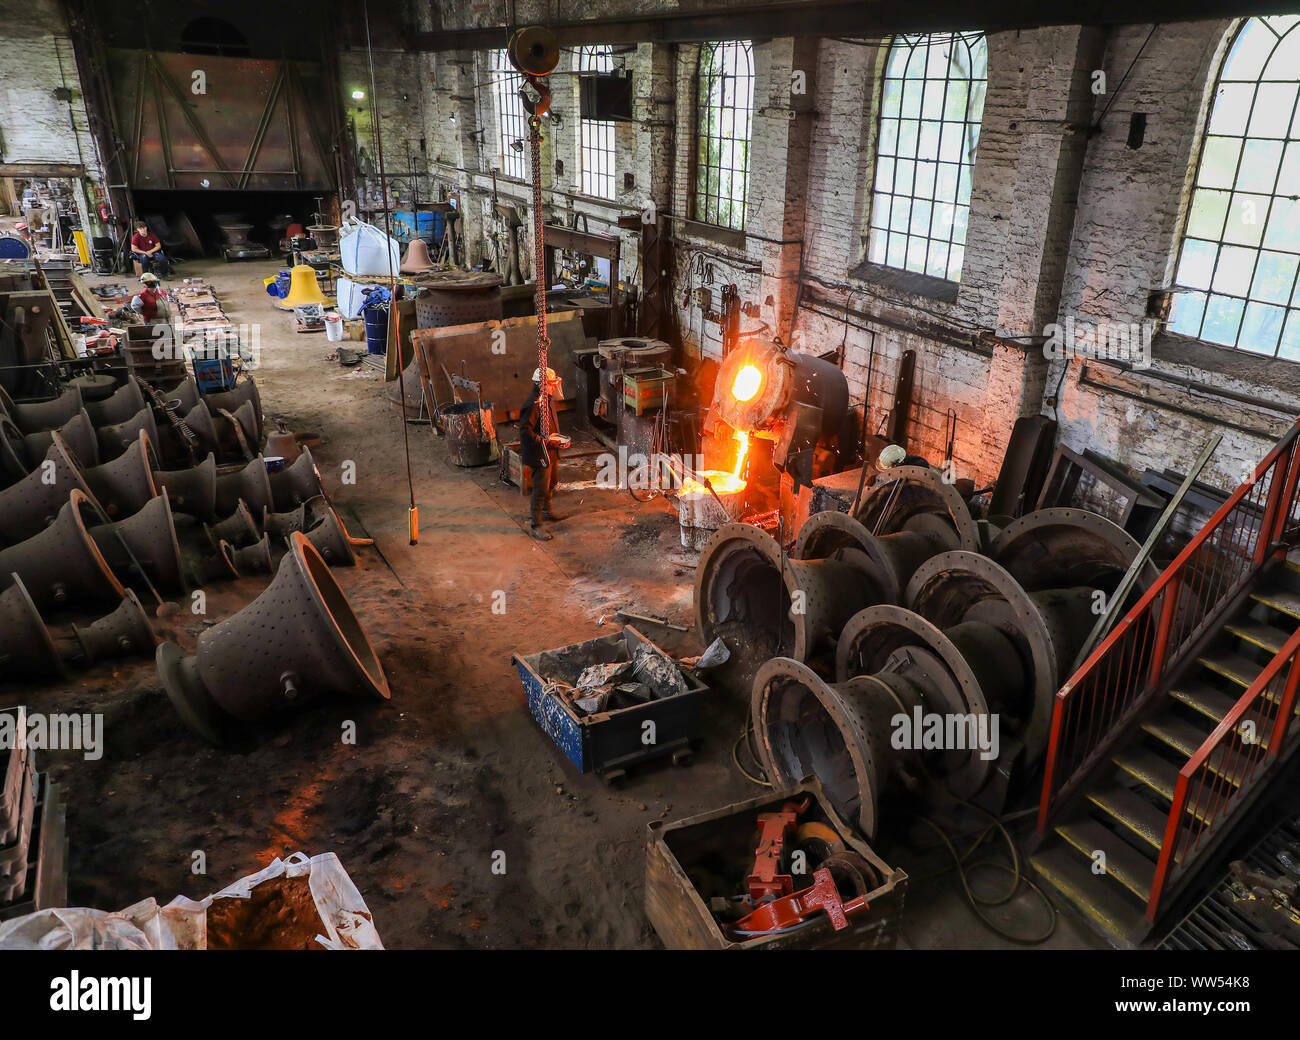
xmin=129 ymin=272 xmax=169 ymax=324
xmin=519 ymin=367 xmax=569 ymax=540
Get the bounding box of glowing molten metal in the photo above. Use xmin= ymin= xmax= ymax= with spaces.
xmin=681 ymin=429 xmax=751 ymax=499
xmin=731 ymin=364 xmax=763 ymax=403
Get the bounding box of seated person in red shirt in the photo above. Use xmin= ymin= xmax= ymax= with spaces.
xmin=130 ymin=221 xmax=170 ymax=277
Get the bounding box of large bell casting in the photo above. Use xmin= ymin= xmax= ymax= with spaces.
xmin=156 ymin=532 xmax=389 ymax=743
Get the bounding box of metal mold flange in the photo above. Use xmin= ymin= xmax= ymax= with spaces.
xmin=989 ymin=507 xmax=1159 ymax=593
xmin=794 ymin=508 xmax=954 ymax=604
xmin=835 ymin=603 xmax=998 ymax=800
xmin=854 ymin=466 xmax=981 ymax=552
xmin=694 ymin=522 xmax=874 ymax=696
xmin=906 ymin=550 xmax=1094 ymax=765
xmin=751 ymin=656 xmax=898 ymax=839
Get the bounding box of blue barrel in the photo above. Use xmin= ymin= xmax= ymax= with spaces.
xmin=363 ymin=307 xmax=388 ymax=355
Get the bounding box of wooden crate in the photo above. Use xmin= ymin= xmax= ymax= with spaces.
xmin=645 ymin=781 xmax=907 ymax=949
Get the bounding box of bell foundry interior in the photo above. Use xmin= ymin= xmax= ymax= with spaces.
xmin=1 ymin=0 xmax=1299 ymax=987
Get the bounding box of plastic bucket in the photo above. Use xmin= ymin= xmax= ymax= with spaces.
xmin=325 ymin=313 xmax=344 ymax=342
xmin=363 ymin=307 xmax=388 ymax=355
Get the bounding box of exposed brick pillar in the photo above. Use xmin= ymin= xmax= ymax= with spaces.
xmin=752 ymin=37 xmax=819 ymax=344
xmin=995 ymin=26 xmax=1107 ymax=338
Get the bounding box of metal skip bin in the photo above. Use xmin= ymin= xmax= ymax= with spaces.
xmin=512 ymin=626 xmax=708 ymax=778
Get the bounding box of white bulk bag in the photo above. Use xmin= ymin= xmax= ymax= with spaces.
xmin=338 ymin=220 xmax=400 ymax=278
xmin=336 ymin=276 xmax=386 ymax=320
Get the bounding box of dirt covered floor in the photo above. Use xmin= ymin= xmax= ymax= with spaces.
xmin=4 ymin=257 xmax=1101 ymax=950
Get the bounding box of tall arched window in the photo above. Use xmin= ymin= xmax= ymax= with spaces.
xmin=695 ymin=41 xmax=753 ymax=231
xmin=867 ymin=32 xmax=987 ymax=282
xmin=578 ymin=46 xmax=617 ymax=199
xmin=491 ymin=49 xmax=527 ymax=180
xmin=1170 ymin=17 xmax=1300 ymax=358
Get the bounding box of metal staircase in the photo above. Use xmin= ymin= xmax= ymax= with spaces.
xmin=1033 ymin=421 xmax=1300 ymax=946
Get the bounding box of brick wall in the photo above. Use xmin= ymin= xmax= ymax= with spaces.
xmin=0 ymin=0 xmax=104 ymax=232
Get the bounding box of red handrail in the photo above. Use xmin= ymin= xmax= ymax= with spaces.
xmin=1147 ymin=624 xmax=1300 ymax=916
xmin=1038 ymin=420 xmax=1300 ymax=835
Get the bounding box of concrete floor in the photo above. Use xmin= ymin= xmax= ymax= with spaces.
xmin=8 ymin=255 xmax=1104 ymax=949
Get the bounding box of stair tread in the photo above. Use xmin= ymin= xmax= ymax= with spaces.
xmin=1056 ymin=819 xmax=1157 ymax=900
xmin=1113 ymin=748 xmax=1218 ymax=824
xmin=1087 ymin=784 xmax=1170 ymax=850
xmin=1224 ymin=618 xmax=1294 ymax=655
xmin=1031 ymin=845 xmax=1150 ymax=946
xmin=1142 ymin=714 xmax=1247 ymax=785
xmin=1196 ymin=650 xmax=1265 ymax=689
xmin=1169 ymin=680 xmax=1240 ymax=722
xmin=1251 ymin=586 xmax=1300 ymax=619
xmin=1113 ymin=746 xmax=1179 ymax=799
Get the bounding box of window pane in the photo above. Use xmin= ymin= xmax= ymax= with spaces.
xmin=1176 ymin=238 xmax=1218 ymax=291
xmin=1202 ymin=294 xmax=1245 ymax=344
xmin=1208 ymin=83 xmax=1254 ymax=134
xmin=1222 ymin=193 xmax=1269 ymax=246
xmin=869 ymin=32 xmax=986 ymax=281
xmin=1213 ymin=244 xmax=1257 ymax=295
xmin=1248 ymin=83 xmax=1297 ymax=139
xmin=1197 ymin=136 xmax=1242 ymax=189
xmin=1281 ymin=311 xmax=1300 ymax=360
xmin=1251 ymin=251 xmax=1298 ymax=304
xmin=695 ymin=41 xmax=753 ymax=229
xmin=1263 ymin=197 xmax=1300 ymax=251
xmin=1186 ymin=188 xmax=1230 ymax=240
xmin=1221 ymin=19 xmax=1276 ymax=81
xmin=1170 ymin=291 xmax=1207 ymax=337
xmin=1240 ymin=301 xmax=1286 ymax=354
xmin=1236 ymin=139 xmax=1285 ymax=192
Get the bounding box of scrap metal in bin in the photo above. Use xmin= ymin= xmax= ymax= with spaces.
xmin=512 ymin=625 xmax=708 ymax=778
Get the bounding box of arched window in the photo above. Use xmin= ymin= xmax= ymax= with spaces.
xmin=695 ymin=41 xmax=754 ymax=231
xmin=1170 ymin=16 xmax=1300 ymax=358
xmin=867 ymin=32 xmax=987 ymax=282
xmin=491 ymin=49 xmax=528 ymax=181
xmin=578 ymin=46 xmax=617 ymax=199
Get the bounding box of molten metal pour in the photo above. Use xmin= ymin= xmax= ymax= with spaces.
xmin=682 ymin=428 xmax=749 ymax=497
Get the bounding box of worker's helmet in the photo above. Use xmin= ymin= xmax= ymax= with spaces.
xmin=139 ymin=272 xmax=160 ymax=285
xmin=531 ymin=367 xmax=558 ymax=383
xmin=877 ymin=444 xmax=908 ymax=470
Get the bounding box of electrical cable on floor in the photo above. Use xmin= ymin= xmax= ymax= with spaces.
xmin=363 ymin=0 xmax=419 ymax=544
xmin=903 ymin=801 xmax=1057 ymax=946
xmin=731 ymin=718 xmax=771 ymax=787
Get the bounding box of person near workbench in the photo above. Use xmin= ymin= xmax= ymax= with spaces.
xmin=130 ymin=221 xmax=170 ymax=278
xmin=129 ymin=272 xmax=169 ymax=324
xmin=520 ymin=367 xmax=570 ymax=541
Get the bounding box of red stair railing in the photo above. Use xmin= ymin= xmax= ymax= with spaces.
xmin=1147 ymin=622 xmax=1300 ymax=917
xmin=1038 ymin=421 xmax=1300 ymax=877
